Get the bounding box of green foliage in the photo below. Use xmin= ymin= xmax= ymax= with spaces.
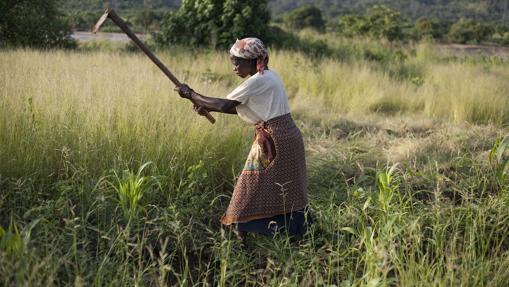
xmin=132 ymin=8 xmax=161 ymax=32
xmin=365 ymin=5 xmax=408 ymax=42
xmin=336 ymin=5 xmax=408 ymax=42
xmin=376 ymin=165 xmax=399 ymax=212
xmin=0 ymin=218 xmax=23 ymax=260
xmin=59 ymin=0 xmax=509 ymax=26
xmin=269 ymin=0 xmax=509 ymax=23
xmin=0 ymin=0 xmax=76 ymax=48
xmin=490 ymin=135 xmax=509 ymax=186
xmin=183 ymin=160 xmax=208 ymax=191
xmin=413 ymin=18 xmax=449 ymax=40
xmin=66 ymin=11 xmax=99 ymax=31
xmin=448 ymin=18 xmax=494 ymax=44
xmin=491 ymin=25 xmax=509 ymax=45
xmin=110 ymin=162 xmax=154 ymax=220
xmin=333 ymin=6 xmax=503 ymax=45
xmin=66 ymin=9 xmax=165 ymax=33
xmin=283 ymin=5 xmax=325 ymax=32
xmin=155 ymin=0 xmax=271 ymax=48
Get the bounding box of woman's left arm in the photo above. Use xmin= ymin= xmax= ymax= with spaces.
xmin=175 ymin=84 xmax=240 ymax=114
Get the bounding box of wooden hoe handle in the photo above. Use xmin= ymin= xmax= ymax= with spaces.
xmin=92 ymin=9 xmax=216 ymax=124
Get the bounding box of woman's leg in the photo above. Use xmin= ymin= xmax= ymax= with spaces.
xmin=233 ymin=225 xmax=247 ymax=242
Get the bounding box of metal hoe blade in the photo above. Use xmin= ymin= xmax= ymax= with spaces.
xmin=91 ymin=9 xmax=110 ymax=33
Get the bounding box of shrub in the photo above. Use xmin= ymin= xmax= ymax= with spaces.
xmin=0 ymin=0 xmax=76 ymax=49
xmin=448 ymin=18 xmax=493 ymax=44
xmin=66 ymin=11 xmax=98 ymax=31
xmin=335 ymin=5 xmax=408 ymax=42
xmin=490 ymin=24 xmax=509 ymax=45
xmin=283 ymin=5 xmax=325 ymax=32
xmin=413 ymin=18 xmax=448 ymax=40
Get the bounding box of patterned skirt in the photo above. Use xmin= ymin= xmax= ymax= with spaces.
xmin=221 ymin=113 xmax=309 ymax=226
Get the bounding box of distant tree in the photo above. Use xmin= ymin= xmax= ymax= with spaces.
xmin=413 ymin=18 xmax=448 ymax=40
xmin=336 ymin=15 xmax=370 ymax=36
xmin=448 ymin=18 xmax=493 ymax=44
xmin=219 ymin=0 xmax=271 ymax=46
xmin=491 ymin=24 xmax=509 ymax=45
xmin=283 ymin=5 xmax=325 ymax=32
xmin=0 ymin=0 xmax=76 ymax=48
xmin=155 ymin=0 xmax=270 ymax=49
xmin=133 ymin=8 xmax=158 ymax=32
xmin=336 ymin=5 xmax=408 ymax=42
xmin=364 ymin=5 xmax=407 ymax=42
xmin=66 ymin=11 xmax=98 ymax=31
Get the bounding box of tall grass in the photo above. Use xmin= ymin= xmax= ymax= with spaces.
xmin=1 ymin=45 xmax=509 ymax=285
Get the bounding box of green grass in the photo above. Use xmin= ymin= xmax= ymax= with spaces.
xmin=1 ymin=42 xmax=509 ymax=286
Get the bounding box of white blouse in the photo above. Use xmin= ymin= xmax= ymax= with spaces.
xmin=226 ymin=70 xmax=291 ymax=124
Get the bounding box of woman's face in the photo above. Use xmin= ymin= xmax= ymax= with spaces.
xmin=230 ymin=56 xmax=256 ymax=78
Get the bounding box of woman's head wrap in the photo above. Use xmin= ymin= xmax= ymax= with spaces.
xmin=229 ymin=38 xmax=268 ymax=74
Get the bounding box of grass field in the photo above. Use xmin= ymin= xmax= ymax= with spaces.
xmin=1 ymin=41 xmax=509 ymax=286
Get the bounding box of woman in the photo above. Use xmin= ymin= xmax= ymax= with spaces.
xmin=176 ymin=38 xmax=311 ymax=240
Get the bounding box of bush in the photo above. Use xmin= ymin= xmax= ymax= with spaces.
xmin=155 ymin=0 xmax=270 ymax=49
xmin=448 ymin=18 xmax=493 ymax=44
xmin=0 ymin=0 xmax=76 ymax=49
xmin=335 ymin=5 xmax=408 ymax=42
xmin=489 ymin=24 xmax=509 ymax=45
xmin=491 ymin=31 xmax=509 ymax=45
xmin=283 ymin=5 xmax=325 ymax=32
xmin=132 ymin=9 xmax=163 ymax=32
xmin=66 ymin=11 xmax=99 ymax=31
xmin=413 ymin=18 xmax=448 ymax=40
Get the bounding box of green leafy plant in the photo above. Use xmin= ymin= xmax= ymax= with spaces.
xmin=489 ymin=135 xmax=509 ymax=186
xmin=112 ymin=162 xmax=154 ymax=220
xmin=377 ymin=164 xmax=399 ymax=213
xmin=184 ymin=160 xmax=208 ymax=191
xmin=0 ymin=218 xmax=24 ymax=259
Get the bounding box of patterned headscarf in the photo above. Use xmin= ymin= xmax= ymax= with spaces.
xmin=229 ymin=38 xmax=268 ymax=74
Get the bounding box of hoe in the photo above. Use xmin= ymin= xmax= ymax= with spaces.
xmin=92 ymin=9 xmax=216 ymax=124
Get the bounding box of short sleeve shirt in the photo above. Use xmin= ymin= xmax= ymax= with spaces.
xmin=226 ymin=70 xmax=291 ymax=124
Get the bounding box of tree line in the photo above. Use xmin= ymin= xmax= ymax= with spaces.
xmin=1 ymin=0 xmax=508 ymax=49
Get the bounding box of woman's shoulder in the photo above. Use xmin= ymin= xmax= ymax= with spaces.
xmin=249 ymin=70 xmax=281 ymax=85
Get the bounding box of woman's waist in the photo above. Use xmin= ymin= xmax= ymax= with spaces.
xmin=254 ymin=114 xmax=302 ymax=143
xmin=255 ymin=113 xmax=295 ymax=129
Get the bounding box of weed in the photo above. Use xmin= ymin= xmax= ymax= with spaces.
xmin=490 ymin=135 xmax=509 ymax=187
xmin=110 ymin=162 xmax=154 ymax=220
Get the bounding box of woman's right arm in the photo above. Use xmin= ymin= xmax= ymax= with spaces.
xmin=175 ymin=84 xmax=240 ymax=115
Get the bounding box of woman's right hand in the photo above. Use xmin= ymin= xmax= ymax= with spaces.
xmin=174 ymin=84 xmax=194 ymax=99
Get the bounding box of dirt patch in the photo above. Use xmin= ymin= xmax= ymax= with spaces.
xmin=72 ymin=31 xmax=146 ymax=42
xmin=438 ymin=43 xmax=509 ymax=57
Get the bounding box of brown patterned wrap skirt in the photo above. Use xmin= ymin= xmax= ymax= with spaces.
xmin=221 ymin=113 xmax=308 ymax=225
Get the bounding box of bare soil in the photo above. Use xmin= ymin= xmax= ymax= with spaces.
xmin=438 ymin=43 xmax=509 ymax=57
xmin=72 ymin=31 xmax=146 ymax=42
